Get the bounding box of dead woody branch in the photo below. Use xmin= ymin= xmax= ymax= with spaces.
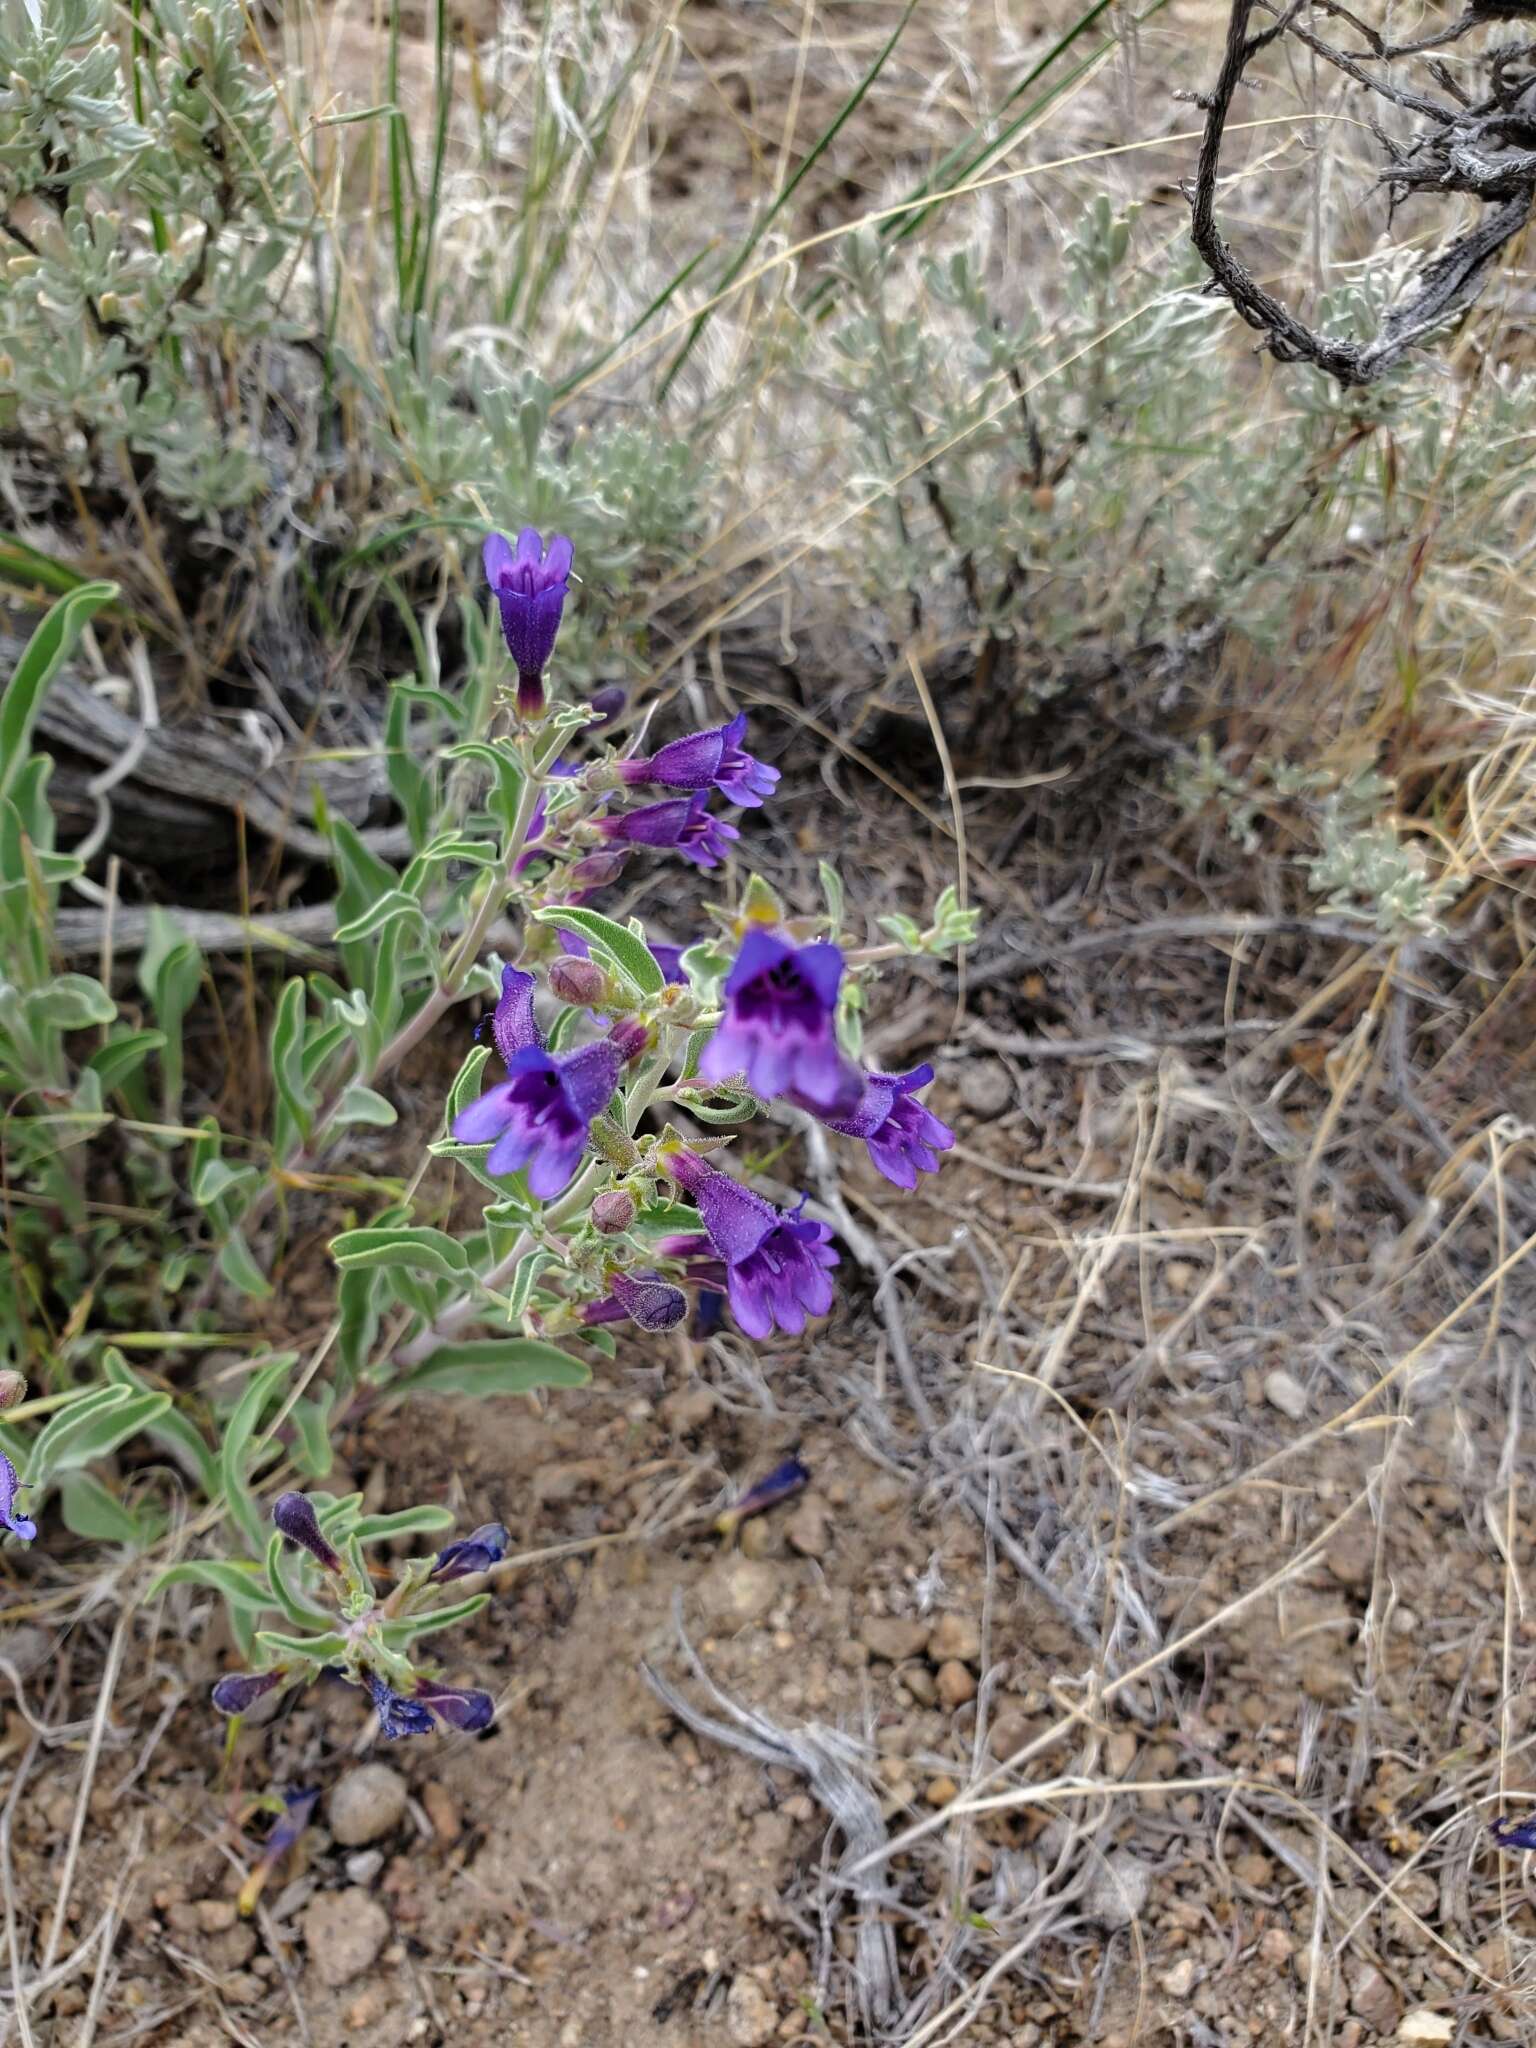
xmin=1188 ymin=1 xmax=1536 ymax=383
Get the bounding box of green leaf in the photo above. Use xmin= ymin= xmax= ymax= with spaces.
xmin=350 ymin=1504 xmax=455 ymax=1543
xmin=334 ymin=890 xmax=429 ymax=945
xmin=270 ymin=979 xmax=315 ymax=1142
xmin=330 ymin=1226 xmax=468 ymax=1276
xmin=59 ymin=1471 xmax=155 ymax=1546
xmin=218 ymin=1229 xmax=273 ymax=1300
xmin=0 ymin=581 xmax=119 ymax=807
xmin=27 ymin=1385 xmax=171 ymax=1489
xmin=336 ymin=1267 xmax=380 ymax=1393
xmin=137 ymin=909 xmax=202 ymax=1118
xmin=24 ymin=974 xmax=116 ymax=1031
xmin=218 ymin=1356 xmax=294 ymax=1556
xmin=254 ymin=1630 xmax=350 ymax=1663
xmin=88 ymin=1028 xmax=166 ymax=1094
xmin=336 ymin=1084 xmax=398 ymax=1128
xmin=264 ymin=1534 xmax=333 ymax=1629
xmin=390 ymin=1338 xmax=591 ymax=1401
xmin=290 ymin=1396 xmax=334 ymax=1480
xmin=534 ymin=906 xmax=664 ymax=996
xmin=445 ymin=739 xmax=524 ymax=837
xmin=150 ymin=1559 xmax=277 ymax=1617
xmin=446 ymin=1043 xmax=492 ymax=1121
xmin=379 ymin=1592 xmax=489 ymax=1646
xmin=818 ymin=860 xmax=845 ymax=934
xmin=100 ymin=1348 xmax=218 ymax=1496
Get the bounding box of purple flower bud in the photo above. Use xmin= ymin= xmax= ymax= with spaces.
xmin=452 ymin=1040 xmax=624 ymax=1199
xmin=367 ymin=1672 xmax=437 ymax=1739
xmin=699 ymin=930 xmax=861 ymax=1114
xmin=0 ymin=1370 xmax=27 ymax=1412
xmin=583 ymin=1269 xmax=688 ymax=1332
xmin=805 ymin=1063 xmax=955 ymax=1189
xmin=413 ymin=1680 xmax=496 ymax=1732
xmin=549 ymin=955 xmax=608 ymax=1006
xmin=608 ymin=1016 xmax=649 ymax=1064
xmin=211 ymin=1668 xmax=288 ymax=1716
xmin=490 ymin=965 xmax=541 ymax=1065
xmin=598 ymin=792 xmax=740 ymax=872
xmin=591 ymin=1189 xmax=636 ymax=1235
xmin=587 ymin=685 xmax=626 ymax=727
xmin=618 ymin=714 xmax=779 ymax=809
xmin=567 ymin=848 xmax=632 ymax=890
xmin=0 ymin=1452 xmax=36 ymax=1544
xmin=1492 ymin=1815 xmax=1536 ymax=1851
xmin=429 ymin=1523 xmax=510 ymax=1582
xmin=716 ymin=1456 xmax=810 ymax=1534
xmin=272 ymin=1493 xmax=342 ymax=1573
xmin=661 ymin=1152 xmax=838 ymax=1340
xmin=484 ymin=528 xmax=574 ymax=716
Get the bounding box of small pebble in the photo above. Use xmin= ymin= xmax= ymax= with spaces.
xmin=1083 ymin=1850 xmax=1151 ymax=1929
xmin=924 ymin=1776 xmax=959 ymax=1807
xmin=784 ymin=1495 xmax=831 ymax=1559
xmin=1161 ymin=1957 xmax=1198 ymax=1997
xmin=422 ymin=1783 xmax=461 ymax=1843
xmin=936 ymin=1660 xmax=977 ymax=1709
xmin=194 ymin=1899 xmax=237 ymax=1934
xmin=699 ymin=1558 xmax=778 ymax=1626
xmin=861 ymin=1616 xmax=929 ymax=1662
xmin=345 ymin=1850 xmax=384 ymax=1886
xmin=301 ymin=1889 xmax=389 ymax=1988
xmin=1263 ymin=1369 xmax=1309 ymax=1421
xmin=958 ymin=1061 xmax=1013 ymax=1118
xmin=328 ymin=1765 xmax=408 ymax=1847
xmin=927 ymin=1613 xmax=981 ymax=1665
xmin=725 ymin=1973 xmax=778 ymax=2047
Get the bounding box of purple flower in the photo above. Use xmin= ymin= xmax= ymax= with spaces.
xmin=598 ymin=792 xmax=739 ymax=872
xmin=716 ymin=1457 xmax=810 ymax=1535
xmin=237 ymin=1785 xmax=320 ymax=1915
xmin=451 ymin=1040 xmax=623 ymax=1198
xmin=272 ymin=1493 xmax=342 ymax=1572
xmin=698 ymin=929 xmax=860 ymax=1114
xmin=489 ymin=965 xmax=540 ymax=1063
xmin=650 ymin=942 xmax=688 ymax=987
xmin=429 ymin=1523 xmax=510 ymax=1582
xmin=812 ymin=1063 xmax=954 ymax=1189
xmin=693 ymin=1290 xmax=726 ymax=1339
xmin=662 ymin=1152 xmax=839 ymax=1340
xmin=484 ymin=528 xmax=574 ymax=716
xmin=0 ymin=1453 xmax=35 ymax=1544
xmin=1492 ymin=1815 xmax=1536 ymax=1851
xmin=619 ymin=714 xmax=778 ymax=808
xmin=581 ymin=1269 xmax=688 ymax=1332
xmin=587 ymin=685 xmax=626 ymax=726
xmin=368 ymin=1672 xmax=437 ymax=1739
xmin=413 ymin=1680 xmax=496 ymax=1732
xmin=211 ymin=1668 xmax=288 ymax=1717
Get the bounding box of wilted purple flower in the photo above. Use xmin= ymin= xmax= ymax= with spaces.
xmin=211 ymin=1668 xmax=288 ymax=1717
xmin=0 ymin=1453 xmax=35 ymax=1544
xmin=811 ymin=1063 xmax=955 ymax=1189
xmin=1492 ymin=1815 xmax=1536 ymax=1851
xmin=368 ymin=1672 xmax=436 ymax=1739
xmin=484 ymin=528 xmax=574 ymax=716
xmin=452 ymin=1040 xmax=623 ymax=1197
xmin=662 ymin=1151 xmax=839 ymax=1340
xmin=413 ymin=1680 xmax=496 ymax=1732
xmin=598 ymin=792 xmax=740 ymax=872
xmin=272 ymin=1493 xmax=342 ymax=1573
xmin=699 ymin=930 xmax=860 ymax=1114
xmin=650 ymin=942 xmax=688 ymax=987
xmin=429 ymin=1523 xmax=509 ymax=1583
xmin=582 ymin=1269 xmax=688 ymax=1332
xmin=619 ymin=714 xmax=778 ymax=809
xmin=237 ymin=1785 xmax=320 ymax=1916
xmin=716 ymin=1457 xmax=810 ymax=1536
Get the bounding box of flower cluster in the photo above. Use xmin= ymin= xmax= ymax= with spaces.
xmin=0 ymin=1371 xmax=33 ymax=1546
xmin=436 ymin=527 xmax=963 ymax=1349
xmin=210 ymin=1494 xmax=504 ymax=1740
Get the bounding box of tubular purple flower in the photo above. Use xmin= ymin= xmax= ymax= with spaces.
xmin=429 ymin=1523 xmax=509 ymax=1582
xmin=0 ymin=1453 xmax=35 ymax=1544
xmin=1493 ymin=1815 xmax=1536 ymax=1851
xmin=211 ymin=1668 xmax=288 ymax=1717
xmin=811 ymin=1063 xmax=955 ymax=1189
xmin=598 ymin=792 xmax=740 ymax=872
xmin=484 ymin=528 xmax=574 ymax=716
xmin=587 ymin=685 xmax=626 ymax=726
xmin=661 ymin=1151 xmax=839 ymax=1340
xmin=451 ymin=1039 xmax=623 ymax=1198
xmin=618 ymin=714 xmax=779 ymax=809
xmin=490 ymin=965 xmax=541 ymax=1064
xmin=236 ymin=1785 xmax=321 ymax=1916
xmin=716 ymin=1456 xmax=810 ymax=1535
xmin=698 ymin=929 xmax=861 ymax=1114
xmin=413 ymin=1680 xmax=496 ymax=1732
xmin=367 ymin=1672 xmax=436 ymax=1739
xmin=582 ymin=1269 xmax=688 ymax=1332
xmin=272 ymin=1493 xmax=343 ymax=1572
xmin=649 ymin=942 xmax=688 ymax=986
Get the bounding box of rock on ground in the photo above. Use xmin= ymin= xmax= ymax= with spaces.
xmin=327 ymin=1765 xmax=408 ymax=1847
xmin=302 ymin=1888 xmax=390 ymax=1989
